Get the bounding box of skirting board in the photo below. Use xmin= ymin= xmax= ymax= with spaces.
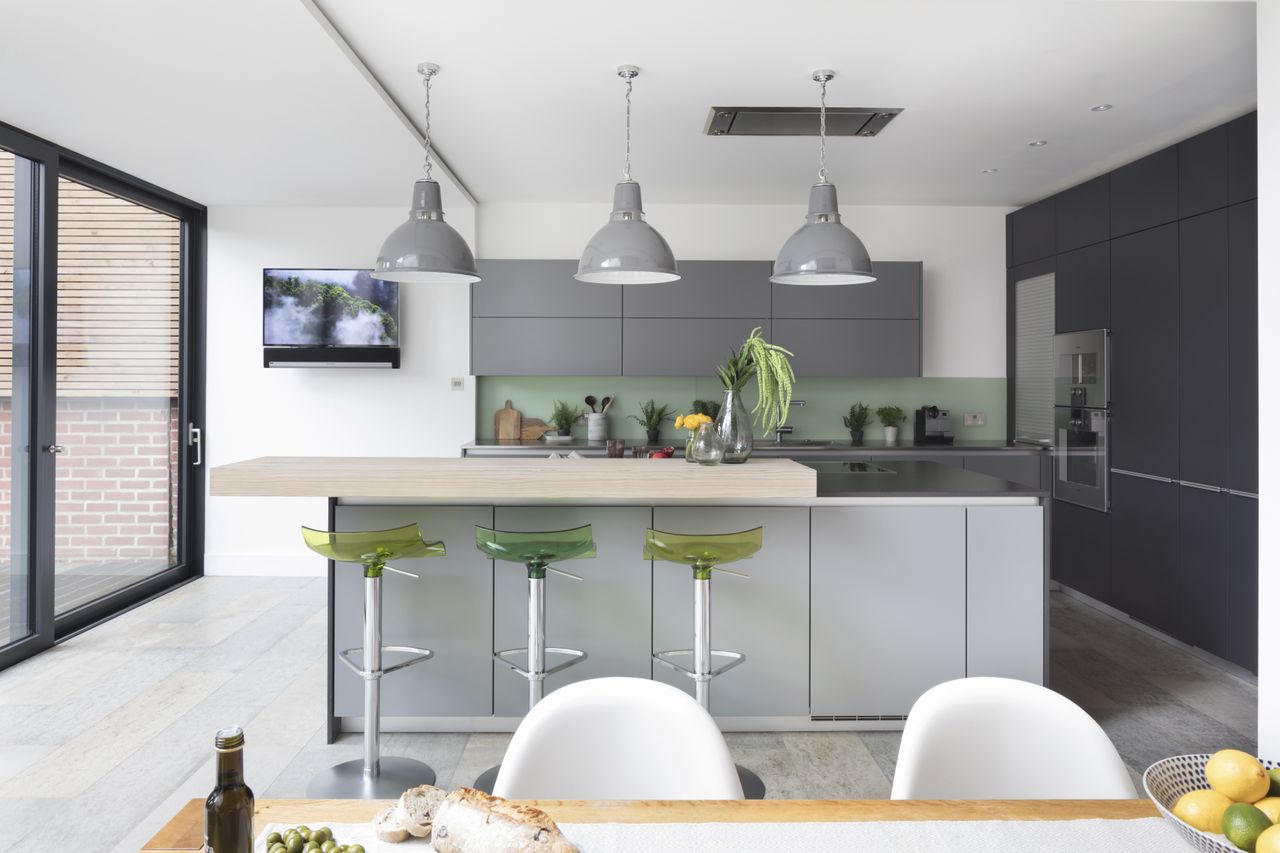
xmin=339 ymin=716 xmax=907 ymax=733
xmin=204 ymin=552 xmax=325 ymax=577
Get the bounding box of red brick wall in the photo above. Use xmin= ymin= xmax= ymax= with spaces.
xmin=0 ymin=397 xmax=178 ymax=565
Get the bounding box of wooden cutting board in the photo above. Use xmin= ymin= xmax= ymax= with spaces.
xmin=494 ymin=400 xmax=522 ymax=441
xmin=520 ymin=418 xmax=551 ymax=440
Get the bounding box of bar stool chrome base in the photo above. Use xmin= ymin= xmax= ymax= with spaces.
xmin=307 ymin=756 xmax=436 ymax=799
xmin=652 ymin=648 xmax=746 ymax=681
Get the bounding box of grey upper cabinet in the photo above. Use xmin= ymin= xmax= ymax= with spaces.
xmin=1110 ymin=146 xmax=1178 ymax=238
xmin=1007 ymin=198 xmax=1055 ymax=266
xmin=623 ymin=260 xmax=770 ymax=318
xmin=1178 ymin=125 xmax=1229 ymax=219
xmin=622 ymin=317 xmax=768 ymax=376
xmin=472 ymin=317 xmax=621 ymax=376
xmin=1178 ymin=209 xmax=1229 ymax=487
xmin=472 ymin=260 xmax=620 ymax=318
xmin=1054 ymin=176 xmax=1110 ymax=253
xmin=1054 ymin=242 xmax=1109 ymax=334
xmin=771 ymin=260 xmax=922 ymax=319
xmin=1227 ymin=112 xmax=1257 ymax=204
xmin=772 ymin=318 xmax=920 ymax=378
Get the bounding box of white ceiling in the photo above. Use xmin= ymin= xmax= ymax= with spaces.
xmin=0 ymin=0 xmax=1256 ymax=208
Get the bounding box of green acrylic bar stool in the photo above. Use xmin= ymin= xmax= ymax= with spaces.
xmin=473 ymin=523 xmax=595 ymax=791
xmin=647 ymin=525 xmax=767 ymax=799
xmin=301 ymin=523 xmax=445 ymax=798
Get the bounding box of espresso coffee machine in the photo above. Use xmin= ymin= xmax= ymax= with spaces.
xmin=914 ymin=406 xmax=955 ymax=445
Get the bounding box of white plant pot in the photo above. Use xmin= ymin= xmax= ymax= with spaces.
xmin=586 ymin=412 xmax=608 ymax=441
xmin=883 ymin=425 xmax=899 ymax=446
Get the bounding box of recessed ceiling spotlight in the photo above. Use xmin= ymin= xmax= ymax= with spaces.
xmin=981 ymin=168 xmax=999 ymax=174
xmin=1028 ymin=140 xmax=1049 ymax=147
xmin=1090 ymin=104 xmax=1114 ymax=112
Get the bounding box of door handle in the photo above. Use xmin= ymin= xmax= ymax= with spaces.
xmin=43 ymin=444 xmax=66 ymax=455
xmin=187 ymin=424 xmax=202 ymax=467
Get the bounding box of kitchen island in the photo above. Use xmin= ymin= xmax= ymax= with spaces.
xmin=211 ymin=457 xmax=1046 ymax=736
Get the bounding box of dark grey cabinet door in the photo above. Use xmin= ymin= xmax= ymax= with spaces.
xmin=1227 ymin=112 xmax=1257 ymax=204
xmin=623 ymin=260 xmax=770 ymax=318
xmin=1050 ymin=498 xmax=1111 ymax=603
xmin=1175 ymin=486 xmax=1230 ymax=659
xmin=622 ymin=317 xmax=767 ymax=376
xmin=1007 ymin=198 xmax=1056 ymax=267
xmin=771 ymin=260 xmax=922 ymax=319
xmin=1178 ymin=209 xmax=1229 ymax=487
xmin=472 ymin=260 xmax=621 ymax=318
xmin=472 ymin=318 xmax=621 ymax=376
xmin=1055 ymin=175 xmax=1110 ymax=253
xmin=1228 ymin=200 xmax=1258 ymax=494
xmin=1109 ymin=473 xmax=1179 ymax=634
xmin=772 ymin=319 xmax=920 ymax=377
xmin=1228 ymin=495 xmax=1258 ymax=672
xmin=1110 ymin=223 xmax=1179 ymax=479
xmin=1054 ymin=242 xmax=1110 ymax=333
xmin=1178 ymin=125 xmax=1229 ymax=219
xmin=1110 ymin=146 xmax=1178 ymax=238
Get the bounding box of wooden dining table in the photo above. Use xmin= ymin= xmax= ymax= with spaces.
xmin=142 ymin=797 xmax=1160 ymax=851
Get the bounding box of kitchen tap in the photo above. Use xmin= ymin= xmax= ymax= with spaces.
xmin=775 ymin=425 xmax=794 ymax=443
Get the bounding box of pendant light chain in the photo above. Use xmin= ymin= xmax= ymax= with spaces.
xmin=623 ymin=75 xmax=633 ymax=182
xmin=817 ymin=74 xmax=829 ymax=184
xmin=421 ymin=66 xmax=435 ymax=182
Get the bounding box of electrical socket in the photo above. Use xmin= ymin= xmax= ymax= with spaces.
xmin=963 ymin=412 xmax=986 ymax=427
xmin=450 ymin=377 xmax=465 ymax=391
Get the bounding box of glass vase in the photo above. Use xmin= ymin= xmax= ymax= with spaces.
xmin=714 ymin=388 xmax=753 ymax=464
xmin=684 ymin=434 xmax=696 ymax=463
xmin=688 ymin=423 xmax=725 ymax=465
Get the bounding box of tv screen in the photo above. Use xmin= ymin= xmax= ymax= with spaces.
xmin=263 ymin=269 xmax=400 ymax=347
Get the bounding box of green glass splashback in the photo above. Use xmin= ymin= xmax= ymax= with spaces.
xmin=476 ymin=376 xmax=1007 ymax=442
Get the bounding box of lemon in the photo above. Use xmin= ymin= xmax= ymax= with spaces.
xmin=1257 ymin=825 xmax=1280 ymax=853
xmin=1174 ymin=789 xmax=1234 ymax=833
xmin=1257 ymin=799 xmax=1280 ymax=824
xmin=1224 ymin=803 xmax=1272 ymax=851
xmin=1207 ymin=750 xmax=1272 ymax=804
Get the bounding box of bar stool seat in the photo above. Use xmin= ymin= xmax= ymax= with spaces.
xmin=301 ymin=523 xmax=445 ymax=798
xmin=647 ymin=525 xmax=766 ymax=799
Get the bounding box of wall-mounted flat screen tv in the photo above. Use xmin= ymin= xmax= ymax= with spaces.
xmin=262 ymin=269 xmax=400 ymax=368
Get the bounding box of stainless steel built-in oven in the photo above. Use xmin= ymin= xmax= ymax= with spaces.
xmin=1053 ymin=329 xmax=1110 ymax=511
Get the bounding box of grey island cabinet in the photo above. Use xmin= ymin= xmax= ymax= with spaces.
xmin=209 ymin=456 xmax=1046 ymax=736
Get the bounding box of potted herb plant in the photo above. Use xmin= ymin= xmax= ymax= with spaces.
xmin=876 ymin=405 xmax=906 ymax=446
xmin=546 ymin=400 xmax=583 ymax=442
xmin=843 ymin=402 xmax=872 ymax=445
xmin=629 ymin=400 xmax=673 ymax=444
xmin=715 ymin=327 xmax=796 ymax=463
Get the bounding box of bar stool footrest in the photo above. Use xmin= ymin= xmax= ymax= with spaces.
xmin=494 ymin=647 xmax=588 ymax=680
xmin=338 ymin=646 xmax=434 ymax=679
xmin=652 ymin=648 xmax=746 ymax=679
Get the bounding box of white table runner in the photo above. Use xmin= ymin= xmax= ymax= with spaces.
xmin=259 ymin=816 xmax=1183 ymax=853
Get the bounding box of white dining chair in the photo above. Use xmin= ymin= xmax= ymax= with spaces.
xmin=491 ymin=676 xmax=745 ymax=800
xmin=890 ymin=676 xmax=1136 ymax=799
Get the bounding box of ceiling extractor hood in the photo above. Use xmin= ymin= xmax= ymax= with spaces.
xmin=704 ymin=106 xmax=901 ymax=137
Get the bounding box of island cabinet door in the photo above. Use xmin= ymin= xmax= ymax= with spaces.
xmin=810 ymin=507 xmax=966 ymax=717
xmin=492 ymin=507 xmax=654 ymax=716
xmin=651 ymin=507 xmax=810 ymax=717
xmin=334 ymin=505 xmax=495 ymax=717
xmin=966 ymin=506 xmax=1045 ymax=684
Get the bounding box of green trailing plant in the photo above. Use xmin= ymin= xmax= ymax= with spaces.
xmin=843 ymin=402 xmax=872 ymax=432
xmin=691 ymin=399 xmax=722 ymax=420
xmin=629 ymin=400 xmax=674 ymax=431
xmin=548 ymin=400 xmax=583 ymax=435
xmin=876 ymin=405 xmax=907 ymax=429
xmin=716 ymin=327 xmax=796 ymax=435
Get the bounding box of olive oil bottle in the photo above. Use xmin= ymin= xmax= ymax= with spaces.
xmin=205 ymin=725 xmax=254 ymax=853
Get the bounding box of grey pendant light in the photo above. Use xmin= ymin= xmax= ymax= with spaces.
xmin=771 ymin=70 xmax=876 ymax=286
xmin=373 ymin=63 xmax=480 ymax=284
xmin=575 ymin=66 xmax=680 ymax=284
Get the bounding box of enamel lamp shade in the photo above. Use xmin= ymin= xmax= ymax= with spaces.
xmin=373 ymin=179 xmax=479 ymax=284
xmin=575 ymin=181 xmax=679 ymax=284
xmin=770 ymin=183 xmax=875 ymax=285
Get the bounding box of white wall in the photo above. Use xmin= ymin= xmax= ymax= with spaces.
xmin=204 ymin=204 xmax=476 ymax=575
xmin=1256 ymin=0 xmax=1277 ymax=758
xmin=478 ymin=202 xmax=1012 ymax=378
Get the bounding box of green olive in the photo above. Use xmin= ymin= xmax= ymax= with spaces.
xmin=321 ymin=841 xmax=336 ymax=853
xmin=286 ymin=838 xmax=304 ymax=853
xmin=266 ymin=833 xmax=283 ymax=845
xmin=348 ymin=846 xmax=365 ymax=853
xmin=315 ymin=828 xmax=331 ymax=843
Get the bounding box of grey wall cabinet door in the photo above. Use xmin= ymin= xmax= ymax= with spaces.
xmin=811 ymin=507 xmax=966 ymax=717
xmin=334 ymin=505 xmax=494 ymax=718
xmin=472 ymin=318 xmax=621 ymax=376
xmin=1007 ymin=198 xmax=1056 ymax=267
xmin=772 ymin=319 xmax=920 ymax=378
xmin=623 ymin=260 xmax=770 ymax=318
xmin=1110 ymin=146 xmax=1179 ymax=238
xmin=1109 ymin=473 xmax=1179 ymax=634
xmin=967 ymin=506 xmax=1045 ymax=684
xmin=963 ymin=454 xmax=1043 ymax=489
xmin=1110 ymin=223 xmax=1179 ymax=479
xmin=1050 ymin=499 xmax=1111 ymax=602
xmin=1228 ymin=200 xmax=1258 ymax=494
xmin=1178 ymin=209 xmax=1229 ymax=487
xmin=1054 ymin=242 xmax=1110 ymax=334
xmin=651 ymin=507 xmax=809 ymax=717
xmin=771 ymin=261 xmax=922 ymax=319
xmin=1054 ymin=176 xmax=1110 ymax=253
xmin=492 ymin=507 xmax=653 ymax=716
xmin=1227 ymin=112 xmax=1257 ymax=205
xmin=1174 ymin=487 xmax=1230 ymax=659
xmin=1179 ymin=125 xmax=1230 ymax=219
xmin=472 ymin=260 xmax=620 ymax=318
xmin=1228 ymin=495 xmax=1258 ymax=671
xmin=622 ymin=318 xmax=768 ymax=376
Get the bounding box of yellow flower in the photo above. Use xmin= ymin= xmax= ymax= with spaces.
xmin=675 ymin=415 xmax=685 ymax=429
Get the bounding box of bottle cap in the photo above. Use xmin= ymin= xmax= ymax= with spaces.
xmin=215 ymin=725 xmax=245 ymax=750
